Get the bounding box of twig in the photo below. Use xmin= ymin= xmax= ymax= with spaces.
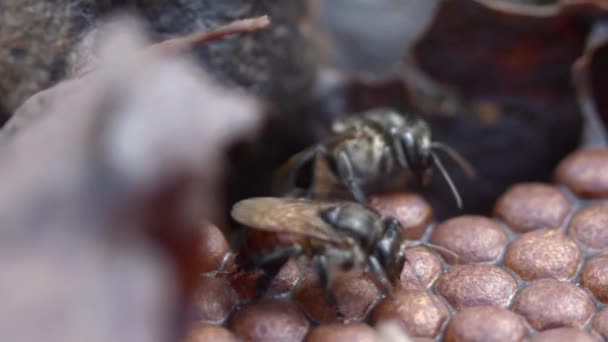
xmin=150 ymin=15 xmax=271 ymax=54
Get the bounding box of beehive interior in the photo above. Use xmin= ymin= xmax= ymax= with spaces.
xmin=189 ymin=148 xmax=608 ymax=341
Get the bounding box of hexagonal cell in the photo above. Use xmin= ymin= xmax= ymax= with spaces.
xmin=435 ymin=264 xmax=517 ymax=310
xmin=267 ymin=258 xmax=302 ymax=296
xmin=592 ymin=308 xmax=608 ymax=341
xmin=198 ymin=221 xmax=232 ymax=273
xmin=227 ymin=269 xmax=265 ymax=303
xmin=191 ymin=276 xmax=238 ymax=324
xmin=398 ymin=246 xmax=443 ymax=290
xmin=569 ymin=204 xmax=608 ymax=251
xmin=183 ymin=323 xmax=238 ymax=342
xmin=505 ymin=229 xmax=581 ymax=281
xmin=306 ymin=323 xmax=379 ymax=342
xmin=229 ymin=300 xmax=309 ymax=341
xmin=555 ymin=148 xmax=608 ymax=199
xmin=512 ymin=279 xmax=595 ymax=331
xmin=493 ymin=183 xmax=570 ymax=233
xmin=370 ymin=289 xmax=449 ymax=339
xmin=528 ymin=327 xmax=600 ymax=342
xmin=581 ymin=254 xmax=608 ymax=303
xmin=444 ymin=306 xmax=528 ymax=342
xmin=294 ymin=271 xmax=379 ymax=323
xmin=430 ymin=215 xmax=507 ymax=264
xmin=369 ymin=192 xmax=433 ymax=239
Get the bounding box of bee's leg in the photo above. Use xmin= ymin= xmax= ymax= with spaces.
xmin=252 ymin=245 xmax=303 ymax=267
xmin=250 ymin=245 xmax=303 ymax=297
xmin=388 ymin=132 xmax=408 ymax=168
xmin=335 ymin=150 xmax=366 ymax=203
xmin=303 ymin=146 xmax=333 ymax=200
xmin=383 ymin=217 xmax=402 ymax=232
xmin=315 ymin=254 xmax=341 ymax=317
xmin=275 ymin=145 xmax=331 ymax=197
xmin=420 ymin=242 xmax=460 ymax=264
xmin=367 ymin=255 xmax=393 ymax=295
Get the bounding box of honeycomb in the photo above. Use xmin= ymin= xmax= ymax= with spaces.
xmin=185 ymin=147 xmax=608 ymax=341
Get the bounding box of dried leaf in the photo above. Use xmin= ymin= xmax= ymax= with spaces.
xmin=0 ymin=16 xmax=261 ymax=342
xmin=2 ymin=15 xmax=270 ymax=139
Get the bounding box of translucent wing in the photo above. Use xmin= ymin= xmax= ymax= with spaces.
xmin=272 ymin=130 xmax=361 ymax=195
xmin=231 ymin=197 xmax=347 ymax=244
xmin=271 ymin=145 xmax=322 ymax=195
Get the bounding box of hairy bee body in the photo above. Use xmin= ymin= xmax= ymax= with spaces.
xmin=308 ymin=138 xmax=400 ymax=201
xmin=231 ymin=197 xmax=407 ymax=299
xmin=276 ymin=108 xmax=473 ymax=208
xmin=327 ymin=110 xmax=423 ymax=193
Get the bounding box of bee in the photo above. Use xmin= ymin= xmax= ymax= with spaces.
xmin=275 ymin=108 xmax=475 ymax=208
xmin=231 ymin=196 xmax=408 ymax=305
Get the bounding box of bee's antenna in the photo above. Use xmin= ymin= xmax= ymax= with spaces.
xmin=405 ymin=241 xmax=461 ymax=263
xmin=422 ymin=242 xmax=460 ymax=262
xmin=431 ymin=142 xmax=476 ymax=179
xmin=430 ymin=152 xmax=463 ymax=209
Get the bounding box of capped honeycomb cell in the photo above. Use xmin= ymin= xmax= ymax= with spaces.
xmin=494 ymin=183 xmax=570 ymax=233
xmin=512 ymin=279 xmax=595 ymax=331
xmin=435 ymin=265 xmax=517 ymax=310
xmin=430 ymin=215 xmax=507 ymax=264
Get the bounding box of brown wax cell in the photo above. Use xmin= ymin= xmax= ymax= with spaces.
xmin=267 ymin=259 xmax=301 ymax=296
xmin=581 ymin=254 xmax=608 ymax=303
xmin=228 ymin=269 xmax=265 ymax=302
xmin=569 ymin=204 xmax=608 ymax=250
xmin=435 ymin=265 xmax=517 ymax=310
xmin=512 ymin=279 xmax=595 ymax=331
xmin=230 ymin=300 xmax=309 ymax=342
xmin=494 ymin=183 xmax=570 ymax=233
xmin=369 ymin=192 xmax=433 ymax=239
xmin=528 ymin=327 xmax=600 ymax=342
xmin=191 ymin=276 xmax=238 ymax=324
xmin=399 ymin=246 xmax=443 ymax=290
xmin=505 ymin=229 xmax=581 ymax=281
xmin=245 ymin=230 xmax=296 ymax=254
xmin=592 ymin=308 xmax=608 ymax=340
xmin=183 ymin=323 xmax=238 ymax=342
xmin=199 ymin=221 xmax=232 ymax=273
xmin=444 ymin=306 xmax=528 ymax=342
xmin=294 ymin=271 xmax=379 ymax=323
xmin=306 ymin=323 xmax=379 ymax=342
xmin=228 ymin=259 xmax=302 ymax=300
xmin=370 ymin=289 xmax=450 ymax=338
xmin=374 ymin=322 xmax=436 ymax=342
xmin=430 ymin=215 xmax=508 ymax=264
xmin=555 ymin=148 xmax=608 ymax=199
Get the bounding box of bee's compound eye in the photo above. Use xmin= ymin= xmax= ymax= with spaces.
xmin=384 ymin=226 xmax=399 ymax=240
xmin=319 ymin=206 xmax=341 ymax=225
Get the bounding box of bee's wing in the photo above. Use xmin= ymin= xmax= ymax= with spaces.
xmin=272 ymin=131 xmax=361 ymax=195
xmin=231 ymin=197 xmax=347 ymax=244
xmin=319 ymin=129 xmax=361 ymax=146
xmin=272 ymin=145 xmax=321 ymax=195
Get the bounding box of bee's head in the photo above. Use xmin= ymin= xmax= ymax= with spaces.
xmin=392 ymin=116 xmax=475 ymax=209
xmin=376 ymin=218 xmax=407 ymax=283
xmin=393 ymin=116 xmax=433 ymax=186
